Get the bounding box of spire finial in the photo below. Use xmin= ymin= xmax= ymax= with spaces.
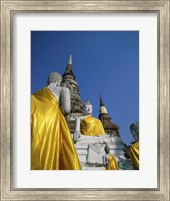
xmin=68 ymin=53 xmax=72 ymax=65
xmin=63 ymin=54 xmax=75 ymax=79
xmin=100 ymin=95 xmax=105 ymax=107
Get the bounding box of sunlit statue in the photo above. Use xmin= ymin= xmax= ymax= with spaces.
xmin=31 ymin=72 xmax=81 ymax=170
xmin=73 ymin=100 xmax=105 ymax=142
xmin=128 ymin=122 xmax=139 ymax=170
xmin=103 ymin=143 xmax=119 ymax=170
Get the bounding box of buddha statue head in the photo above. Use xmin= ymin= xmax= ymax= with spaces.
xmin=130 ymin=122 xmax=139 ymax=141
xmin=83 ymin=100 xmax=92 ymax=116
xmin=47 ymin=72 xmax=62 ymax=86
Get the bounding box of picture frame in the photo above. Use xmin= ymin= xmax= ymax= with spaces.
xmin=0 ymin=0 xmax=169 ymax=200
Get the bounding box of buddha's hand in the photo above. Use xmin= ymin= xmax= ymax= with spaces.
xmin=73 ymin=130 xmax=81 ymax=142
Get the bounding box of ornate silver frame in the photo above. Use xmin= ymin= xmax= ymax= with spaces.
xmin=0 ymin=1 xmax=169 ymax=200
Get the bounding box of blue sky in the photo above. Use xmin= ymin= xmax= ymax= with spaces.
xmin=31 ymin=31 xmax=139 ymax=144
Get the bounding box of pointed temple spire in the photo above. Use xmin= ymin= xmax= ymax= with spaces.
xmin=99 ymin=96 xmax=108 ymax=114
xmin=98 ymin=96 xmax=119 ymax=136
xmin=100 ymin=95 xmax=105 ymax=107
xmin=61 ymin=54 xmax=83 ymax=122
xmin=68 ymin=53 xmax=72 ymax=65
xmin=63 ymin=54 xmax=75 ymax=79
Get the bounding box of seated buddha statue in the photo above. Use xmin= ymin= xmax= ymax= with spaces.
xmin=73 ymin=100 xmax=105 ymax=142
xmin=31 ymin=72 xmax=81 ymax=170
xmin=103 ymin=143 xmax=119 ymax=170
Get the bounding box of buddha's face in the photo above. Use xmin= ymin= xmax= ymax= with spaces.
xmin=83 ymin=104 xmax=92 ymax=115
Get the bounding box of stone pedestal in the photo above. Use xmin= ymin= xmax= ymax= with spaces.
xmin=73 ymin=134 xmax=133 ymax=170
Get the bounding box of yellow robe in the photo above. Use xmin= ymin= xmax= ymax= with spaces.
xmin=106 ymin=154 xmax=119 ymax=170
xmin=31 ymin=87 xmax=81 ymax=170
xmin=80 ymin=116 xmax=105 ymax=136
xmin=128 ymin=141 xmax=139 ymax=170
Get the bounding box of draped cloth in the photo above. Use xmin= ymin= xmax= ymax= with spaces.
xmin=80 ymin=116 xmax=105 ymax=136
xmin=106 ymin=154 xmax=119 ymax=170
xmin=31 ymin=87 xmax=81 ymax=170
xmin=128 ymin=141 xmax=139 ymax=170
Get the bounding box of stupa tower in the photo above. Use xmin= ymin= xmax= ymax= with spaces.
xmin=99 ymin=96 xmax=119 ymax=136
xmin=61 ymin=54 xmax=83 ymax=122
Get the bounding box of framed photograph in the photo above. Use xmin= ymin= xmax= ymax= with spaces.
xmin=0 ymin=0 xmax=169 ymax=200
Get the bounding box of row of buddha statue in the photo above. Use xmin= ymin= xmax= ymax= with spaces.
xmin=31 ymin=72 xmax=139 ymax=170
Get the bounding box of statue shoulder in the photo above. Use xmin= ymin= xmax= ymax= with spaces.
xmin=48 ymin=84 xmax=62 ymax=101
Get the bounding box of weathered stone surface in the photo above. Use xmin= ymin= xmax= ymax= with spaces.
xmin=61 ymin=55 xmax=83 ymax=120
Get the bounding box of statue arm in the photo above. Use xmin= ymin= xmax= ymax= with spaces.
xmin=75 ymin=117 xmax=81 ymax=132
xmin=60 ymin=87 xmax=71 ymax=115
xmin=73 ymin=117 xmax=82 ymax=142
